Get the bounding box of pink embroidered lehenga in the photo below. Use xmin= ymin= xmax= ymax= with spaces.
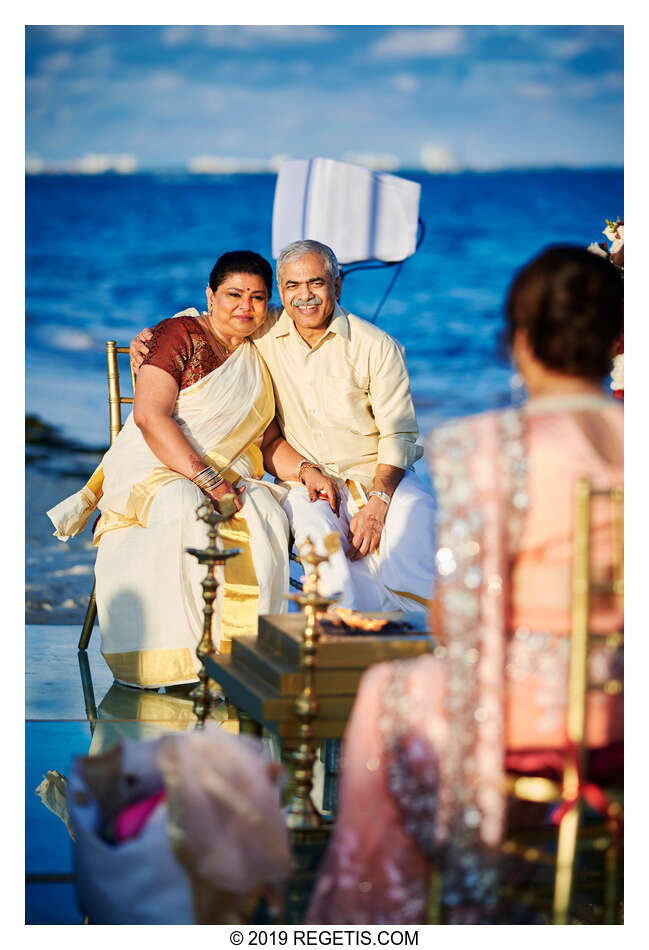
xmin=307 ymin=393 xmax=623 ymax=924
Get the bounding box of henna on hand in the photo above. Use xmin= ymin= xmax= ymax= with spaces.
xmin=206 ymin=479 xmax=245 ymax=513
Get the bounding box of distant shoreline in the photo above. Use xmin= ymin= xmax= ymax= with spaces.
xmin=26 ymin=165 xmax=624 ymax=178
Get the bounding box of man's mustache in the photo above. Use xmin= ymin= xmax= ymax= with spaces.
xmin=291 ymin=296 xmax=322 ymax=308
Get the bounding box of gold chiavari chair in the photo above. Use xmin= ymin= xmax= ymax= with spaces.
xmin=428 ymin=478 xmax=623 ymax=924
xmin=499 ymin=478 xmax=624 ymax=924
xmin=78 ymin=342 xmax=136 ymax=650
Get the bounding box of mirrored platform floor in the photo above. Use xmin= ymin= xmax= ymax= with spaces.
xmin=25 ymin=624 xmax=241 ymax=924
xmin=25 ymin=623 xmax=327 ymax=925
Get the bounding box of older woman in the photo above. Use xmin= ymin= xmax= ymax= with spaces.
xmin=48 ymin=250 xmax=336 ymax=688
xmin=307 ymin=246 xmax=624 ymax=924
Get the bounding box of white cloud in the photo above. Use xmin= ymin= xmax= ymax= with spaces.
xmin=26 ymin=153 xmax=44 ymax=174
xmin=460 ymin=59 xmax=564 ymax=99
xmin=518 ymin=82 xmax=552 ymax=99
xmin=161 ymin=26 xmax=193 ymax=47
xmin=601 ymin=71 xmax=624 ymax=92
xmin=546 ymin=37 xmax=590 ymax=60
xmin=391 ymin=73 xmax=420 ymax=94
xmin=148 ymin=70 xmax=182 ymax=91
xmin=40 ymin=52 xmax=72 ymax=74
xmin=202 ymin=27 xmax=244 ymax=48
xmin=420 ymin=143 xmax=459 ymax=173
xmin=567 ymin=73 xmax=623 ymax=99
xmin=188 ymin=155 xmax=270 ymax=174
xmin=44 ymin=26 xmax=90 ymax=44
xmin=41 ymin=154 xmax=139 ymax=175
xmin=192 ymin=85 xmax=227 ymax=117
xmin=371 ymin=27 xmax=465 ymax=58
xmin=569 ymin=79 xmax=599 ymax=98
xmin=214 ymin=25 xmax=334 ymax=48
xmin=269 ymin=153 xmax=293 ymax=172
xmin=241 ymin=26 xmax=335 ymax=44
xmin=72 ymin=45 xmax=116 ymax=78
xmin=342 ymin=152 xmax=401 ymax=172
xmin=25 ymin=75 xmax=51 ymax=98
xmin=160 ymin=24 xmax=334 ymax=51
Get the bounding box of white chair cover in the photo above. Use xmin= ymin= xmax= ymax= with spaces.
xmin=272 ymin=157 xmax=421 ymax=264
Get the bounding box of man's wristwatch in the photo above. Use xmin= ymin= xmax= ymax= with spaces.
xmin=368 ymin=490 xmax=391 ymax=507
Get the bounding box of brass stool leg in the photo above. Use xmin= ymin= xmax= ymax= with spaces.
xmin=280 ymin=740 xmax=298 ymax=807
xmin=427 ymin=868 xmax=443 ymax=924
xmin=238 ymin=710 xmax=263 ymax=737
xmin=322 ymin=738 xmax=341 ymax=815
xmin=78 ymin=584 xmax=97 ymax=651
xmin=604 ymin=841 xmax=622 ymax=924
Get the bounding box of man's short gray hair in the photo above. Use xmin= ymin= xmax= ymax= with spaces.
xmin=276 ymin=240 xmax=340 ymax=285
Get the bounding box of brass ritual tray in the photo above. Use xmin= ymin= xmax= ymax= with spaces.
xmin=204 ymin=612 xmax=433 ymax=739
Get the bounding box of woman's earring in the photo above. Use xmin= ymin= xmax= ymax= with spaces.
xmin=509 ymin=367 xmax=527 ymax=408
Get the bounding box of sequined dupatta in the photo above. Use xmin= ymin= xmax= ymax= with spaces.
xmin=422 ymin=409 xmax=528 ymax=917
xmin=306 ymin=409 xmax=529 ymax=925
xmin=307 ymin=401 xmax=622 ymax=925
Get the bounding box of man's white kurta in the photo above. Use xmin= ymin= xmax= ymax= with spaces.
xmin=253 ymin=303 xmax=435 ymax=622
xmin=252 ymin=303 xmax=423 ymax=489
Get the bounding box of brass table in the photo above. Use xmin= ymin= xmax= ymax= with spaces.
xmin=204 ymin=612 xmax=434 ymax=739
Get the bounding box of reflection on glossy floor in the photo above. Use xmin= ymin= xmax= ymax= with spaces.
xmin=26 ymin=624 xmax=285 ymax=925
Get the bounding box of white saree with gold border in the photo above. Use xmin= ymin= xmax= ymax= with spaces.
xmin=48 ymin=341 xmax=289 ymax=688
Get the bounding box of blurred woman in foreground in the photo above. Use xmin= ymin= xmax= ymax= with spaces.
xmin=307 ymin=246 xmax=624 ymax=924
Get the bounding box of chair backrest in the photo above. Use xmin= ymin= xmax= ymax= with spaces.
xmin=501 ymin=477 xmax=623 ymax=924
xmin=566 ymin=479 xmax=623 ymax=758
xmin=424 ymin=477 xmax=624 ymax=925
xmin=78 ymin=341 xmax=137 ymax=652
xmin=551 ymin=477 xmax=623 ymax=923
xmin=106 ymin=341 xmax=136 ymax=444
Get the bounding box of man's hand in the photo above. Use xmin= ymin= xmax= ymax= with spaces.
xmin=301 ymin=466 xmax=341 ymax=516
xmin=130 ymin=328 xmax=153 ymax=374
xmin=347 ymin=496 xmax=387 ymax=561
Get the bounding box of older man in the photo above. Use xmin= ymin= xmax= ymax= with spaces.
xmin=132 ymin=240 xmax=435 ymax=623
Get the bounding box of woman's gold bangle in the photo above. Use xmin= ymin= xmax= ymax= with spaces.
xmin=191 ymin=466 xmax=224 ymax=492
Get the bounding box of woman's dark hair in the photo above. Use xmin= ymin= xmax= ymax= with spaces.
xmin=208 ymin=250 xmax=273 ymax=296
xmin=505 ymin=245 xmax=623 ymax=380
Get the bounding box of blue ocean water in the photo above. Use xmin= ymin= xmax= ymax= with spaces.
xmin=24 ymin=171 xmax=624 ymax=921
xmin=26 ymin=169 xmax=623 ymax=449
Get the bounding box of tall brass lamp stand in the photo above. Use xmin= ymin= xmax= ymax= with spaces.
xmin=283 ymin=534 xmax=340 ymax=920
xmin=185 ymin=495 xmax=241 ymax=726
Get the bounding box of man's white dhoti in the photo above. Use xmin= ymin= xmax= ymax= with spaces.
xmin=282 ymin=471 xmax=435 ymax=625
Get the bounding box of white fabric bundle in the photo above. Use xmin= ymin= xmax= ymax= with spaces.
xmin=68 ymin=738 xmax=194 ymax=924
xmin=67 ymin=725 xmax=291 ymax=924
xmin=46 ymin=486 xmax=98 ymax=541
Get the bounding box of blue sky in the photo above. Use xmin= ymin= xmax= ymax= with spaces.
xmin=26 ymin=24 xmax=623 ymax=170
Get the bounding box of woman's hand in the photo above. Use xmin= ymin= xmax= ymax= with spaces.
xmin=301 ymin=465 xmax=341 ymax=516
xmin=130 ymin=328 xmax=153 ymax=374
xmin=204 ymin=479 xmax=246 ymax=513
